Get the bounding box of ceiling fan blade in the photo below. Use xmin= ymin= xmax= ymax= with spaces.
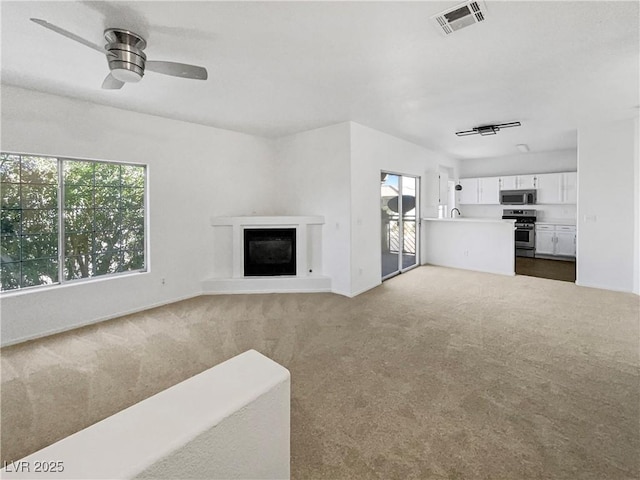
xmin=30 ymin=18 xmax=107 ymax=55
xmin=145 ymin=61 xmax=208 ymax=80
xmin=102 ymin=73 xmax=125 ymax=90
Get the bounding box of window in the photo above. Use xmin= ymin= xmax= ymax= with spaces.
xmin=1 ymin=153 xmax=146 ymax=292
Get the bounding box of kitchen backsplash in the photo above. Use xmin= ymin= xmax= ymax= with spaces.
xmin=459 ymin=204 xmax=577 ymax=221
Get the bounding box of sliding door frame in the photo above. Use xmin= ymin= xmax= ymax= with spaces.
xmin=381 ymin=170 xmax=420 ymax=281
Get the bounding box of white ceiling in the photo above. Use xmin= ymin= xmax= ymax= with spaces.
xmin=1 ymin=1 xmax=638 ymax=160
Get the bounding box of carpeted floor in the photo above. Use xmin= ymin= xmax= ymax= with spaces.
xmin=1 ymin=266 xmax=639 ymax=479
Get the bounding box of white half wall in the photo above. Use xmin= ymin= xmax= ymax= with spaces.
xmin=272 ymin=123 xmax=352 ymax=296
xmin=422 ymin=219 xmax=515 ymax=276
xmin=458 ymin=149 xmax=577 ymax=178
xmin=0 ymin=86 xmax=277 ymax=346
xmin=1 ymin=349 xmax=290 ymax=480
xmin=350 ymin=123 xmax=458 ymax=296
xmin=577 ymin=117 xmax=638 ymax=293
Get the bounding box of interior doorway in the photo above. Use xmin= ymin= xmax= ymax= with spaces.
xmin=381 ymin=172 xmax=419 ymax=280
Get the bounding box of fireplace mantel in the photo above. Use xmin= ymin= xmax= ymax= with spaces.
xmin=210 ymin=216 xmax=324 ymax=227
xmin=203 ymin=216 xmax=331 ymax=294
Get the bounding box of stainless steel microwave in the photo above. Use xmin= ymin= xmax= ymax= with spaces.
xmin=500 ymin=189 xmax=537 ymax=205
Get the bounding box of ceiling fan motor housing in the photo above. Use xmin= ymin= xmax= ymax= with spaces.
xmin=104 ymin=28 xmax=147 ymax=82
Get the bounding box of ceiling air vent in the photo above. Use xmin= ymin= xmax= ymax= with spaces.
xmin=431 ymin=0 xmax=487 ymax=36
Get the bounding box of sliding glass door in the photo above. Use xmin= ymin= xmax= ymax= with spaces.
xmin=381 ymin=172 xmax=419 ymax=280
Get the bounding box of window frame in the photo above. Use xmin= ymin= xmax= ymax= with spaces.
xmin=1 ymin=151 xmax=148 ymax=294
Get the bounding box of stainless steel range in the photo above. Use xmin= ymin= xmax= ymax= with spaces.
xmin=502 ymin=209 xmax=537 ymax=257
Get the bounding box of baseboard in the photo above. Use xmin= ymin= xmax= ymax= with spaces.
xmin=574 ymin=281 xmax=634 ymax=294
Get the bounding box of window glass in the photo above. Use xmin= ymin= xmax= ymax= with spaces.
xmin=0 ymin=153 xmax=146 ymax=292
xmin=1 ymin=154 xmax=58 ymax=290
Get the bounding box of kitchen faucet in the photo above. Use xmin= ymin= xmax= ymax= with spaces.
xmin=450 ymin=208 xmax=461 ymax=218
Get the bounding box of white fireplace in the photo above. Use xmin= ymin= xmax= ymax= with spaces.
xmin=203 ymin=216 xmax=331 ymax=294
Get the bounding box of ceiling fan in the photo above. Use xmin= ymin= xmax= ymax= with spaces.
xmin=30 ymin=18 xmax=208 ymax=90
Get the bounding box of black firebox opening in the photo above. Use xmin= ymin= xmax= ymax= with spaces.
xmin=244 ymin=228 xmax=296 ymax=276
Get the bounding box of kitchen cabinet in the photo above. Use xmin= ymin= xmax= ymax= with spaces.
xmin=535 ymin=224 xmax=576 ymax=258
xmin=517 ymin=174 xmax=537 ymax=189
xmin=536 ymin=173 xmax=562 ymax=204
xmin=458 ymin=171 xmax=576 ymax=205
xmin=478 ymin=177 xmax=500 ymax=204
xmin=555 ymin=226 xmax=577 ymax=256
xmin=537 ymin=172 xmax=577 ymax=204
xmin=458 ymin=178 xmax=479 ymax=204
xmin=535 ymin=226 xmax=556 ymax=255
xmin=500 ymin=175 xmax=517 ymax=190
xmin=562 ymin=172 xmax=577 ymax=204
xmin=458 ymin=177 xmax=500 ymax=204
xmin=500 ymin=174 xmax=537 ymax=190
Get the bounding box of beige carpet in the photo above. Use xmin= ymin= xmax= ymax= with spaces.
xmin=2 ymin=266 xmax=639 ymax=479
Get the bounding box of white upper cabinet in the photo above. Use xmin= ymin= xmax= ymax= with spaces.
xmin=458 ymin=178 xmax=478 ymax=204
xmin=517 ymin=174 xmax=537 ymax=189
xmin=457 ymin=171 xmax=576 ymax=205
xmin=562 ymin=172 xmax=577 ymax=204
xmin=458 ymin=177 xmax=501 ymax=204
xmin=537 ymin=172 xmax=577 ymax=204
xmin=536 ymin=173 xmax=563 ymax=204
xmin=499 ymin=174 xmax=536 ymax=190
xmin=500 ymin=175 xmax=517 ymax=190
xmin=478 ymin=177 xmax=500 ymax=204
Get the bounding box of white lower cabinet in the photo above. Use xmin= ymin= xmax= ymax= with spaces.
xmin=555 ymin=226 xmax=577 ymax=256
xmin=535 ymin=224 xmax=576 ymax=258
xmin=535 ymin=228 xmax=556 ymax=255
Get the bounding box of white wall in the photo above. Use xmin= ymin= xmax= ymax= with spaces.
xmin=0 ymin=86 xmax=277 ymax=346
xmin=459 ymin=149 xmax=577 ymax=178
xmin=272 ymin=122 xmax=458 ymax=297
xmin=272 ymin=123 xmax=352 ymax=296
xmin=635 ymin=116 xmax=640 ymax=295
xmin=577 ymin=117 xmax=637 ymax=292
xmin=349 ymin=123 xmax=458 ymax=296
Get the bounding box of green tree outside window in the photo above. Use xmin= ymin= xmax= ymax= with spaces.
xmin=0 ymin=153 xmax=146 ymax=292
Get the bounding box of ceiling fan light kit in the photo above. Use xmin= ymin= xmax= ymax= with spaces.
xmin=30 ymin=18 xmax=208 ymax=90
xmin=455 ymin=121 xmax=521 ymax=137
xmin=104 ymin=28 xmax=146 ymax=83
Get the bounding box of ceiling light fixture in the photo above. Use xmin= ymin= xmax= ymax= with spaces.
xmin=516 ymin=144 xmax=530 ymax=153
xmin=455 ymin=121 xmax=521 ymax=137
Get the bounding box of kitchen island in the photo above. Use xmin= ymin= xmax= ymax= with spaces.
xmin=421 ymin=217 xmax=516 ymax=275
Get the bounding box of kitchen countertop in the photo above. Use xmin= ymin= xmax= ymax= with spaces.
xmin=422 ymin=217 xmax=515 ymax=224
xmin=536 ymin=219 xmax=577 ymax=226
